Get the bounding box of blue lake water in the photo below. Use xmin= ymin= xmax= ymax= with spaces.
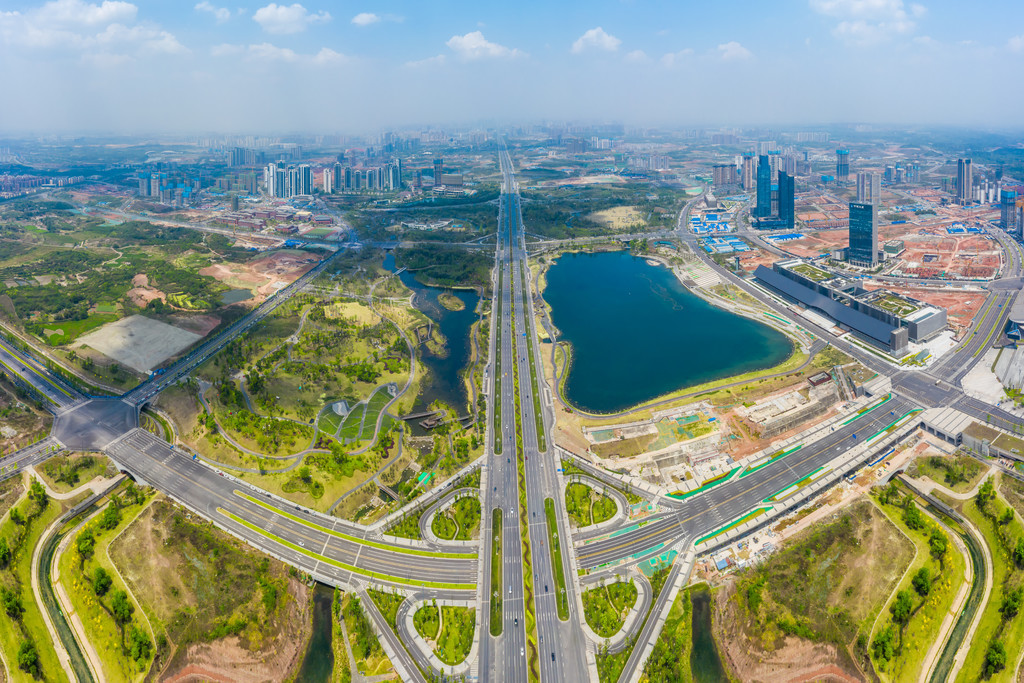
xmin=543 ymin=251 xmax=792 ymax=413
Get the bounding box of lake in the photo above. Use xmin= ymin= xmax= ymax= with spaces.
xmin=543 ymin=250 xmax=792 ymax=413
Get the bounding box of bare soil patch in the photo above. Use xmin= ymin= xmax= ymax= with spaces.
xmin=75 ymin=314 xmax=202 ymax=373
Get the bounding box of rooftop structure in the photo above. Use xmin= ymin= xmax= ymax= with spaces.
xmin=754 ymin=258 xmax=948 ymax=356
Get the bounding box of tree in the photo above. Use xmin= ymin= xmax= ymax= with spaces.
xmin=98 ymin=504 xmax=121 ymax=531
xmin=1000 ymin=508 xmax=1015 ymax=525
xmin=9 ymin=508 xmax=23 ymax=525
xmin=111 ymin=590 xmax=134 ymax=625
xmin=872 ymin=624 xmax=897 ymax=662
xmin=977 ymin=479 xmax=996 ymax=508
xmin=1014 ymin=538 xmax=1024 ymax=569
xmin=92 ymin=567 xmax=112 ymax=596
xmin=17 ymin=641 xmax=38 ymax=677
xmin=1001 ymin=587 xmax=1023 ymax=619
xmin=930 ymin=529 xmax=948 ymax=563
xmin=985 ymin=641 xmax=1006 ymax=677
xmin=28 ymin=478 xmax=47 ymax=507
xmin=903 ymin=500 xmax=925 ymax=531
xmin=0 ymin=538 xmax=10 ymax=568
xmin=890 ymin=590 xmax=914 ymax=625
xmin=298 ymin=466 xmax=312 ymax=483
xmin=127 ymin=625 xmax=151 ymax=662
xmin=77 ymin=528 xmax=95 ymax=562
xmin=912 ymin=567 xmax=932 ymax=596
xmin=1 ymin=587 xmax=23 ymax=619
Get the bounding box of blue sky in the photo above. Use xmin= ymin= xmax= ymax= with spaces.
xmin=1 ymin=0 xmax=1022 ymax=134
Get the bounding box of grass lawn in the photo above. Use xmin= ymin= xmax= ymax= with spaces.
xmin=909 ymin=455 xmax=985 ymax=494
xmin=232 ymin=458 xmax=373 ymax=513
xmin=367 ymin=588 xmax=405 ymax=628
xmin=415 ymin=603 xmax=440 ymax=639
xmin=385 ymin=509 xmax=423 ymax=540
xmin=583 ymin=580 xmax=638 ymax=638
xmin=341 ymin=593 xmax=393 ymax=677
xmin=951 ymin=477 xmax=1024 ymax=682
xmin=432 ymin=496 xmax=481 ymax=541
xmin=37 ymin=453 xmax=114 ymax=494
xmin=58 ymin=488 xmax=155 ymax=683
xmin=643 ymin=585 xmax=693 ymax=682
xmin=0 ymin=482 xmax=71 ymax=683
xmin=36 ymin=313 xmax=118 ymax=344
xmin=869 ymin=489 xmax=967 ymax=682
xmin=339 ymin=404 xmax=367 ymax=441
xmin=564 ymin=482 xmax=616 ymax=528
xmin=435 ymin=606 xmax=474 ymax=666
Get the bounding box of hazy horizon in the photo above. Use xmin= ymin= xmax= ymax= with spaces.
xmin=2 ymin=0 xmax=1023 ymax=134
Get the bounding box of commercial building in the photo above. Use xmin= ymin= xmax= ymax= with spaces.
xmin=1001 ymin=191 xmax=1018 ymax=232
xmin=856 ymin=172 xmax=880 ymax=204
xmin=957 ymin=158 xmax=973 ymax=205
xmin=777 ymin=171 xmax=795 ymax=231
xmin=836 ymin=149 xmax=850 ymax=180
xmin=754 ymin=259 xmax=947 ymax=356
xmin=754 ymin=154 xmax=772 ymax=218
xmin=847 ymin=201 xmax=878 ymax=267
xmin=433 ymin=158 xmax=444 ymax=185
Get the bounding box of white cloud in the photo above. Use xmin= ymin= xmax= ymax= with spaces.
xmin=253 ymin=3 xmax=330 ymax=34
xmin=405 ymin=54 xmax=446 ymax=68
xmin=446 ymin=31 xmax=521 ymax=60
xmin=717 ymin=41 xmax=752 ymax=61
xmin=810 ymin=0 xmax=925 ymax=44
xmin=194 ymin=1 xmax=230 ymax=23
xmin=211 ymin=42 xmax=345 ymax=65
xmin=1009 ymin=34 xmax=1024 ymax=53
xmin=571 ymin=27 xmax=621 ymax=54
xmin=624 ymin=49 xmax=649 ymax=63
xmin=36 ymin=0 xmax=137 ymax=26
xmin=351 ymin=12 xmax=378 ymax=26
xmin=660 ymin=48 xmax=693 ymax=67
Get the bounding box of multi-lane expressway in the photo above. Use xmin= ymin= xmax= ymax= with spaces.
xmin=0 ymin=150 xmax=1020 ymax=682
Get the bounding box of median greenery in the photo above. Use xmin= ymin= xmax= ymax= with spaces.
xmin=434 ymin=606 xmax=475 ymax=666
xmin=432 ymin=495 xmax=482 ymax=541
xmin=489 ymin=507 xmax=503 ymax=637
xmin=341 ymin=593 xmax=393 ymax=677
xmin=543 ymin=498 xmax=570 ymax=620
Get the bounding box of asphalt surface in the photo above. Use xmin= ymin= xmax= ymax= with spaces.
xmin=0 ymin=336 xmax=82 ymax=408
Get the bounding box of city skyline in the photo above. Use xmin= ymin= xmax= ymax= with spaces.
xmin=2 ymin=0 xmax=1024 ymax=133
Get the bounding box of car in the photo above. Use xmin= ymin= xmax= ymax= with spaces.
xmin=545 ymin=585 xmax=548 ymax=592
xmin=552 ymin=653 xmax=556 ymax=662
xmin=509 ymin=585 xmax=512 ymax=594
xmin=514 ymin=617 xmax=517 ymax=626
xmin=521 ymin=648 xmax=525 ymax=657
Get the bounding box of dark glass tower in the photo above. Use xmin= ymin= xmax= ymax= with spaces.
xmin=755 ymin=154 xmax=772 ymax=218
xmin=778 ymin=171 xmax=795 ymax=230
xmin=848 ymin=201 xmax=878 ymax=266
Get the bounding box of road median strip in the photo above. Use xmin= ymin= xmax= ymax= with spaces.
xmin=669 ymin=467 xmax=739 ymax=500
xmin=219 ymin=508 xmax=476 ymax=590
xmin=740 ymin=443 xmax=803 ymax=478
xmin=696 ymin=506 xmax=772 ymax=545
xmin=234 ymin=490 xmax=476 ymax=559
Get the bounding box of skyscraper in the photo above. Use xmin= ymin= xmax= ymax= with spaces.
xmin=712 ymin=164 xmax=735 ymax=187
xmin=1002 ymin=191 xmax=1018 ymax=232
xmin=322 ymin=168 xmax=333 ymax=194
xmin=741 ymin=153 xmax=755 ymax=191
xmin=755 ymin=155 xmax=772 ymax=218
xmin=836 ymin=149 xmax=850 ymax=180
xmin=856 ymin=172 xmax=881 ymax=204
xmin=848 ymin=202 xmax=878 ymax=267
xmin=297 ymin=164 xmax=312 ymax=195
xmin=433 ymin=158 xmax=444 ymax=186
xmin=957 ymin=158 xmax=973 ymax=205
xmin=778 ymin=171 xmax=795 ymax=230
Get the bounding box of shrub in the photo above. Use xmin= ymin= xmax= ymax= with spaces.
xmin=111 ymin=589 xmax=134 ymax=624
xmin=92 ymin=567 xmax=112 ymax=596
xmin=912 ymin=567 xmax=931 ymax=596
xmin=985 ymin=641 xmax=1006 ymax=677
xmin=872 ymin=625 xmax=896 ymax=662
xmin=17 ymin=641 xmax=39 ymax=676
xmin=1 ymin=587 xmax=23 ymax=619
xmin=1001 ymin=587 xmax=1023 ymax=619
xmin=890 ymin=590 xmax=913 ymax=625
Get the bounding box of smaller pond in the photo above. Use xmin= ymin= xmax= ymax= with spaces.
xmin=221 ymin=288 xmax=253 ymax=305
xmin=691 ymin=586 xmax=728 ymax=683
xmin=294 ymin=583 xmax=334 ymax=683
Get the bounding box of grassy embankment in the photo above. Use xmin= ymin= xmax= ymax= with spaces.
xmin=642 ymin=585 xmax=694 ymax=682
xmin=940 ymin=475 xmax=1024 ymax=682
xmin=58 ymin=485 xmax=156 ymax=682
xmin=341 ymin=593 xmax=393 ymax=677
xmin=490 ymin=508 xmax=503 ymax=636
xmin=0 ymin=478 xmax=72 ymax=683
xmin=544 ymin=499 xmax=570 ymax=620
xmin=595 ymin=567 xmax=672 ymax=683
xmin=868 ymin=484 xmax=968 ymax=682
xmin=431 ymin=496 xmax=482 ymax=541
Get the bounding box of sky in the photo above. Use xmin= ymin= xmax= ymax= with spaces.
xmin=1 ymin=0 xmax=1023 ymax=134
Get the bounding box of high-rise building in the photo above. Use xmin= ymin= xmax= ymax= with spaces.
xmin=848 ymin=201 xmax=878 ymax=267
xmin=741 ymin=153 xmax=755 ymax=191
xmin=297 ymin=164 xmax=312 ymax=195
xmin=778 ymin=171 xmax=795 ymax=230
xmin=1001 ymin=191 xmax=1018 ymax=232
xmin=836 ymin=149 xmax=850 ymax=180
xmin=856 ymin=172 xmax=881 ymax=205
xmin=322 ymin=168 xmax=333 ymax=194
xmin=755 ymin=155 xmax=772 ymax=218
xmin=712 ymin=164 xmax=736 ymax=187
xmin=433 ymin=158 xmax=444 ymax=185
xmin=957 ymin=158 xmax=973 ymax=205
